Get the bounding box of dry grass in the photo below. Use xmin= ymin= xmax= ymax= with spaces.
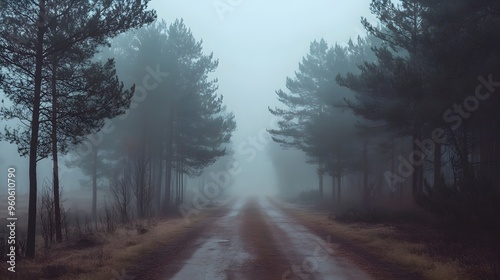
xmin=0 ymin=212 xmax=209 ymax=280
xmin=277 ymin=201 xmax=469 ymax=280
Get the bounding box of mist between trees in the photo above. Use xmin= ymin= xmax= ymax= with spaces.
xmin=268 ymin=0 xmax=500 ymax=232
xmin=0 ymin=1 xmax=235 ymax=258
xmin=64 ymin=18 xmax=237 ymax=242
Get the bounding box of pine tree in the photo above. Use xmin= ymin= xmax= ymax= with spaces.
xmin=102 ymin=19 xmax=236 ymax=214
xmin=337 ymin=0 xmax=429 ymax=201
xmin=0 ymin=0 xmax=155 ymax=257
xmin=163 ymin=19 xmax=236 ymax=208
xmin=269 ymin=39 xmax=335 ymax=201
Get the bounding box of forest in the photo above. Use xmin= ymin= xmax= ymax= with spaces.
xmin=0 ymin=0 xmax=236 ymax=259
xmin=0 ymin=0 xmax=499 ymax=279
xmin=270 ymin=0 xmax=500 ymax=228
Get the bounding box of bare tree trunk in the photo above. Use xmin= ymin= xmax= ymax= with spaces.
xmin=181 ymin=170 xmax=185 ymax=203
xmin=27 ymin=0 xmax=46 ymax=257
xmin=156 ymin=147 xmax=163 ymax=214
xmin=183 ymin=162 xmax=187 ymax=203
xmin=147 ymin=138 xmax=152 ymax=217
xmin=164 ymin=154 xmax=172 ymax=214
xmin=318 ymin=167 xmax=323 ymax=202
xmin=397 ymin=139 xmax=403 ymax=203
xmin=51 ymin=55 xmax=62 ymax=242
xmin=331 ymin=172 xmax=335 ymax=212
xmin=91 ymin=147 xmax=97 ymax=220
xmin=163 ymin=107 xmax=175 ymax=214
xmin=390 ymin=139 xmax=395 ymax=201
xmin=336 ymin=171 xmax=341 ymax=204
xmin=363 ymin=140 xmax=369 ymax=207
xmin=177 ymin=164 xmax=181 ymax=205
xmin=496 ymin=115 xmax=500 ymax=193
xmin=412 ymin=135 xmax=423 ymax=202
xmin=459 ymin=126 xmax=474 ymax=188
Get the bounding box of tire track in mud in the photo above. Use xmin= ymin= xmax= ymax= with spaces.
xmin=127 ymin=196 xmax=385 ymax=280
xmin=237 ymin=197 xmax=290 ymax=280
xmin=259 ymin=197 xmax=374 ymax=280
xmin=127 ymin=201 xmax=235 ymax=280
xmin=270 ymin=199 xmax=423 ymax=280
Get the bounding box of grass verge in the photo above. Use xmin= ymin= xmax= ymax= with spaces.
xmin=275 ymin=200 xmax=471 ymax=280
xmin=0 ymin=211 xmax=212 ymax=280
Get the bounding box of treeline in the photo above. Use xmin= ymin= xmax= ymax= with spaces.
xmin=270 ymin=0 xmax=500 ymax=228
xmin=0 ymin=1 xmax=234 ymax=258
xmin=69 ymin=20 xmax=236 ymax=222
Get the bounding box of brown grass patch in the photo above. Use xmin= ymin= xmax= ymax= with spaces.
xmin=0 ymin=210 xmax=213 ymax=280
xmin=275 ymin=200 xmax=469 ymax=280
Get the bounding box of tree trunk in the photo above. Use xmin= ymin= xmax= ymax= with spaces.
xmin=178 ymin=162 xmax=181 ymax=204
xmin=147 ymin=137 xmax=152 ymax=217
xmin=412 ymin=135 xmax=423 ymax=201
xmin=399 ymin=138 xmax=403 ymax=203
xmin=91 ymin=147 xmax=98 ymax=220
xmin=164 ymin=155 xmax=172 ymax=213
xmin=318 ymin=167 xmax=323 ymax=202
xmin=336 ymin=171 xmax=342 ymax=204
xmin=176 ymin=134 xmax=183 ymax=205
xmin=460 ymin=126 xmax=474 ymax=188
xmin=26 ymin=1 xmax=46 ymax=258
xmin=163 ymin=107 xmax=174 ymax=214
xmin=181 ymin=170 xmax=185 ymax=203
xmin=496 ymin=114 xmax=500 ymax=193
xmin=331 ymin=171 xmax=335 ymax=212
xmin=363 ymin=140 xmax=369 ymax=207
xmin=51 ymin=55 xmax=62 ymax=243
xmin=156 ymin=147 xmax=163 ymax=214
xmin=390 ymin=139 xmax=395 ymax=200
xmin=143 ymin=136 xmax=148 ymax=217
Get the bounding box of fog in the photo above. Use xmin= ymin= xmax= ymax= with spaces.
xmin=1 ymin=0 xmax=376 ymax=198
xmin=147 ymin=0 xmax=376 ymax=196
xmin=2 ymin=1 xmax=500 ymax=278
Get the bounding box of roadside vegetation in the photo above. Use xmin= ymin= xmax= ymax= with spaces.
xmin=282 ymin=194 xmax=499 ymax=280
xmin=0 ymin=0 xmax=235 ymax=263
xmin=0 ymin=192 xmax=215 ymax=280
xmin=269 ymin=1 xmax=500 ymax=278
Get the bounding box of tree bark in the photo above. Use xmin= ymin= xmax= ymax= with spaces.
xmin=163 ymin=99 xmax=175 ymax=214
xmin=156 ymin=146 xmax=163 ymax=214
xmin=412 ymin=135 xmax=423 ymax=201
xmin=91 ymin=147 xmax=97 ymax=220
xmin=459 ymin=126 xmax=474 ymax=188
xmin=497 ymin=113 xmax=500 ymax=193
xmin=26 ymin=0 xmax=46 ymax=258
xmin=337 ymin=171 xmax=342 ymax=204
xmin=363 ymin=140 xmax=369 ymax=207
xmin=331 ymin=173 xmax=335 ymax=212
xmin=318 ymin=167 xmax=324 ymax=202
xmin=51 ymin=55 xmax=62 ymax=242
xmin=164 ymin=147 xmax=172 ymax=214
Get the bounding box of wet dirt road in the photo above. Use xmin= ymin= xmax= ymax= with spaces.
xmin=155 ymin=196 xmax=373 ymax=280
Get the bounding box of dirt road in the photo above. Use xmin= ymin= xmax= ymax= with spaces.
xmin=145 ymin=196 xmax=373 ymax=280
